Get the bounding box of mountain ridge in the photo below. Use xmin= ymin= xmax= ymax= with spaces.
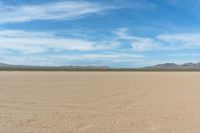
xmin=0 ymin=63 xmax=111 ymax=71
xmin=2 ymin=62 xmax=200 ymax=70
xmin=147 ymin=62 xmax=200 ymax=69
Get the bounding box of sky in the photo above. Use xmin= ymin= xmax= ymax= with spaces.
xmin=1 ymin=0 xmax=200 ymax=67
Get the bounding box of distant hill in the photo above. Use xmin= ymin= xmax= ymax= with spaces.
xmin=0 ymin=63 xmax=110 ymax=71
xmin=2 ymin=62 xmax=200 ymax=71
xmin=147 ymin=62 xmax=200 ymax=69
xmin=0 ymin=63 xmax=13 ymax=66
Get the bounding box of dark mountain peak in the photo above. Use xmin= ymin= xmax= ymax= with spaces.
xmin=180 ymin=62 xmax=195 ymax=67
xmin=153 ymin=63 xmax=178 ymax=68
xmin=195 ymin=62 xmax=200 ymax=65
xmin=149 ymin=62 xmax=200 ymax=69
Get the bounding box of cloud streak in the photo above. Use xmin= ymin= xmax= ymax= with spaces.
xmin=114 ymin=28 xmax=200 ymax=51
xmin=157 ymin=33 xmax=200 ymax=47
xmin=0 ymin=30 xmax=110 ymax=54
xmin=0 ymin=0 xmax=158 ymax=24
xmin=114 ymin=28 xmax=157 ymax=51
xmin=0 ymin=53 xmax=143 ymax=66
xmin=2 ymin=29 xmax=200 ymax=54
xmin=0 ymin=1 xmax=108 ymax=24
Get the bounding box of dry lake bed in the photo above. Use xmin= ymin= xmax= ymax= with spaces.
xmin=1 ymin=72 xmax=200 ymax=133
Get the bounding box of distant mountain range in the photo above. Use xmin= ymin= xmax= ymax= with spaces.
xmin=0 ymin=63 xmax=12 ymax=66
xmin=1 ymin=62 xmax=200 ymax=71
xmin=0 ymin=63 xmax=110 ymax=71
xmin=147 ymin=62 xmax=200 ymax=69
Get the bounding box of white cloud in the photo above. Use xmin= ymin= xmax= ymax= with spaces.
xmin=0 ymin=37 xmax=96 ymax=53
xmin=0 ymin=53 xmax=143 ymax=66
xmin=0 ymin=30 xmax=54 ymax=38
xmin=0 ymin=1 xmax=108 ymax=24
xmin=156 ymin=33 xmax=200 ymax=47
xmin=3 ymin=29 xmax=198 ymax=54
xmin=0 ymin=30 xmax=110 ymax=54
xmin=0 ymin=0 xmax=157 ymax=24
xmin=114 ymin=28 xmax=200 ymax=51
xmin=114 ymin=28 xmax=158 ymax=51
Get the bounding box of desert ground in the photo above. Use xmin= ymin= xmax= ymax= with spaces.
xmin=1 ymin=72 xmax=200 ymax=133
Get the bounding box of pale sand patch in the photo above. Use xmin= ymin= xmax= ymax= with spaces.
xmin=0 ymin=72 xmax=200 ymax=132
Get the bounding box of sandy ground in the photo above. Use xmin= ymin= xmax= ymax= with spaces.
xmin=1 ymin=72 xmax=200 ymax=133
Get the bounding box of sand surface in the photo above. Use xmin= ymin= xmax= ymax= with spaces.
xmin=1 ymin=72 xmax=200 ymax=133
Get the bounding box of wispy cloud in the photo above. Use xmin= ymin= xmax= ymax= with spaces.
xmin=113 ymin=28 xmax=157 ymax=51
xmin=2 ymin=28 xmax=200 ymax=54
xmin=113 ymin=28 xmax=200 ymax=51
xmin=0 ymin=53 xmax=143 ymax=66
xmin=0 ymin=30 xmax=111 ymax=54
xmin=0 ymin=1 xmax=108 ymax=24
xmin=0 ymin=0 xmax=158 ymax=24
xmin=156 ymin=33 xmax=200 ymax=47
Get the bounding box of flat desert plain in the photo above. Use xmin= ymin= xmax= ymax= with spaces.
xmin=1 ymin=72 xmax=200 ymax=133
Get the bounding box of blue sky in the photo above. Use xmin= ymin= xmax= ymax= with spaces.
xmin=1 ymin=0 xmax=200 ymax=67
